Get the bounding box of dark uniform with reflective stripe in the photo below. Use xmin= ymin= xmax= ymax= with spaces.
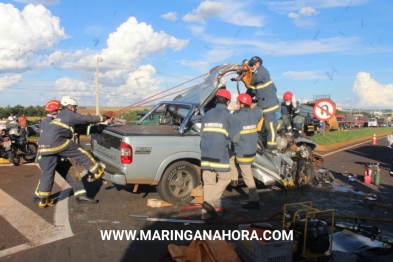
xmin=229 ymin=106 xmax=262 ymax=201
xmin=200 ymin=103 xmax=232 ymax=207
xmin=35 ymin=116 xmax=86 ymax=198
xmin=230 ymin=107 xmax=263 ymax=164
xmin=249 ymin=65 xmax=279 ymax=148
xmin=201 ymin=104 xmax=231 ymax=171
xmin=281 ymin=101 xmax=302 ymax=131
xmin=36 ymin=108 xmax=105 ymax=198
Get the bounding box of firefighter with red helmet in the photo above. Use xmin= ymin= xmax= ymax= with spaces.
xmin=281 ymin=91 xmax=303 ymax=136
xmin=34 ymin=100 xmax=98 ymax=206
xmin=247 ymin=56 xmax=279 ymax=151
xmin=35 ymin=96 xmax=110 ymax=207
xmin=200 ymin=89 xmax=233 ymax=220
xmin=229 ymin=93 xmax=262 ymax=209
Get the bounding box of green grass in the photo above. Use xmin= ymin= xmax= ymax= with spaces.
xmin=310 ymin=127 xmax=393 ymax=145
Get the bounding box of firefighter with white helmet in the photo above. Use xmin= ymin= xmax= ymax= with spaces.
xmin=35 ymin=96 xmax=110 ymax=207
xmin=34 ymin=100 xmax=98 ymax=206
xmin=229 ymin=93 xmax=262 ymax=209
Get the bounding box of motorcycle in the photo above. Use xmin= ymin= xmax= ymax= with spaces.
xmin=0 ymin=137 xmax=10 ymax=159
xmin=7 ymin=125 xmax=38 ymax=166
xmin=0 ymin=125 xmax=11 ymax=160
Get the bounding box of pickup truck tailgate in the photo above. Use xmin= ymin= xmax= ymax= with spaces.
xmin=91 ymin=130 xmax=127 ymax=183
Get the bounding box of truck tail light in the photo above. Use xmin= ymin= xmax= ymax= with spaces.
xmin=120 ymin=142 xmax=132 ymax=164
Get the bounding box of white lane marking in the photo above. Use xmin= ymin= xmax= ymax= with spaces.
xmin=0 ymin=164 xmax=74 ymax=258
xmin=53 ymin=171 xmax=73 ymax=230
xmin=0 ymin=189 xmax=57 ymax=244
xmin=318 ymin=140 xmax=371 ymax=158
xmin=0 ymin=244 xmax=32 ymax=258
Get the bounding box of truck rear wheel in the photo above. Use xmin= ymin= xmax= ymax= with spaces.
xmin=157 ymin=161 xmax=199 ymax=204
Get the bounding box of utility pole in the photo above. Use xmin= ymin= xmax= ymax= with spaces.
xmin=96 ymin=57 xmax=102 ymax=115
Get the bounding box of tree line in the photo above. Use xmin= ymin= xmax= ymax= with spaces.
xmin=0 ymin=105 xmax=46 ymax=119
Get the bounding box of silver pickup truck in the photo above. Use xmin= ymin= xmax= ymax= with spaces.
xmin=91 ymin=64 xmax=317 ymax=204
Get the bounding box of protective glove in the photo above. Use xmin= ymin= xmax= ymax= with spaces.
xmin=291 ymin=95 xmax=297 ymax=108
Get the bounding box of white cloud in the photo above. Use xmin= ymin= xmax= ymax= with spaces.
xmin=299 ymin=7 xmax=319 ymax=16
xmin=180 ymin=47 xmax=235 ymax=71
xmin=0 ymin=3 xmax=66 ymax=73
xmin=14 ymin=0 xmax=59 ymax=5
xmin=54 ymin=77 xmax=95 ymax=106
xmin=59 ymin=17 xmax=189 ymax=106
xmin=183 ymin=0 xmax=264 ymax=27
xmin=161 ymin=12 xmax=178 ymax=21
xmin=218 ymin=2 xmax=264 ymax=27
xmin=282 ymin=71 xmax=323 ymax=80
xmin=352 ymin=72 xmax=393 ymax=108
xmin=66 ymin=17 xmax=189 ymax=71
xmin=288 ymin=7 xmax=320 ymax=20
xmin=265 ymin=0 xmax=368 ymax=14
xmin=183 ymin=0 xmax=226 ymax=22
xmin=198 ymin=34 xmax=362 ymax=56
xmin=0 ymin=74 xmax=22 ymax=91
xmin=288 ymin=12 xmax=299 ymax=19
xmin=108 ymin=65 xmax=161 ymax=105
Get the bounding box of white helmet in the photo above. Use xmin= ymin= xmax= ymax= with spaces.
xmin=60 ymin=96 xmax=78 ymax=107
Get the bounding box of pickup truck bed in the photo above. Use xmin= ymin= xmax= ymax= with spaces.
xmin=105 ymin=125 xmax=198 ymax=136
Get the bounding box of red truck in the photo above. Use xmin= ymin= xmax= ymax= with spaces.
xmin=336 ymin=114 xmax=368 ymax=129
xmin=354 ymin=114 xmax=369 ymax=127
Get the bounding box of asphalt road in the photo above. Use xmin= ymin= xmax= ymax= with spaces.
xmin=1 ymin=137 xmax=393 ymax=262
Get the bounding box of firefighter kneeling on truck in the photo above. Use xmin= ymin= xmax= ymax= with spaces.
xmin=35 ymin=96 xmax=111 ymax=207
xmin=280 ymin=91 xmax=303 ymax=138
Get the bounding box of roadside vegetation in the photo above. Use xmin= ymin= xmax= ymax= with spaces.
xmin=310 ymin=127 xmax=393 ymax=145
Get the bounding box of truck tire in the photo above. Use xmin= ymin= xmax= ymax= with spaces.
xmin=157 ymin=161 xmax=199 ymax=204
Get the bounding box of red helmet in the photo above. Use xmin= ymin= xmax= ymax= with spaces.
xmin=283 ymin=91 xmax=293 ymax=101
xmin=216 ymin=89 xmax=231 ymax=100
xmin=237 ymin=93 xmax=252 ymax=106
xmin=45 ymin=100 xmax=61 ymax=113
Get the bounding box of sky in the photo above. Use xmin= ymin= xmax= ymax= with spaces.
xmin=0 ymin=0 xmax=392 ymax=110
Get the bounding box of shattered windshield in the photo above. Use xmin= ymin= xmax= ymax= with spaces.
xmin=173 ymin=64 xmax=228 ymax=107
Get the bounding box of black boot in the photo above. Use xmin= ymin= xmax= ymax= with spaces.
xmin=37 ymin=197 xmax=54 ymax=208
xmin=76 ymin=194 xmax=98 ymax=204
xmin=241 ymin=201 xmax=260 ymax=210
xmin=202 ymin=201 xmax=217 ymax=220
xmin=33 ymin=196 xmax=40 ymax=204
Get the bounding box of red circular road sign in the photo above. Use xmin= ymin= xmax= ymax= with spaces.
xmin=313 ymin=99 xmax=336 ymax=121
